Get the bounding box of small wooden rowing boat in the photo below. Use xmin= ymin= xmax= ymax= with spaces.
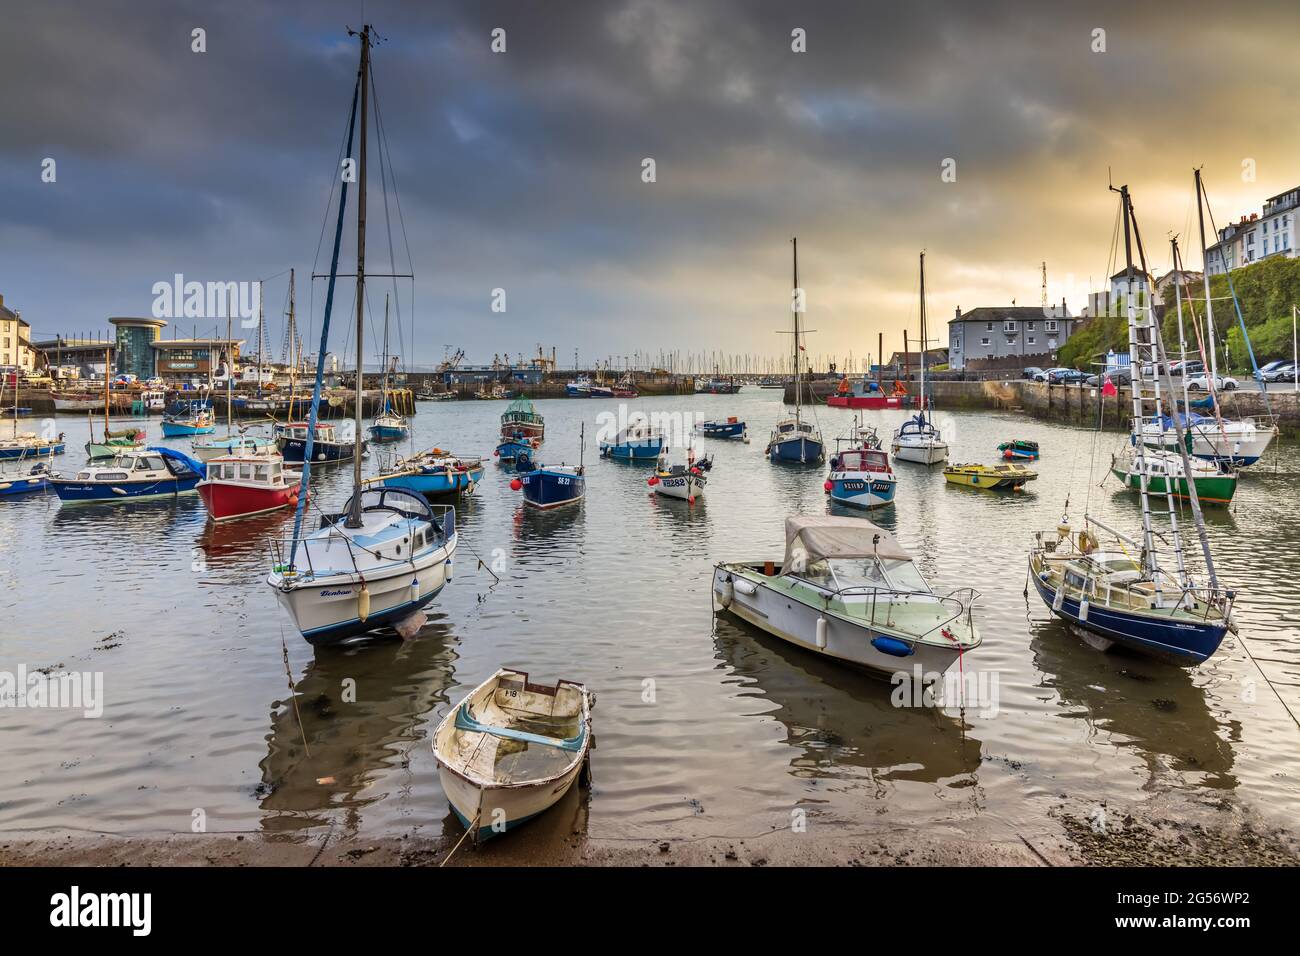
xmin=943 ymin=462 xmax=1037 ymax=490
xmin=433 ymin=667 xmax=592 ymax=843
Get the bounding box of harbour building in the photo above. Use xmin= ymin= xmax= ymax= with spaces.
xmin=110 ymin=316 xmax=167 ymax=379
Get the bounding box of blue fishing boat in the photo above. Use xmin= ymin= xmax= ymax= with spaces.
xmin=512 ymin=427 xmax=586 ymax=509
xmin=0 ymin=436 xmax=65 ymax=460
xmin=500 ymin=395 xmax=545 ymax=440
xmin=368 ymin=412 xmax=410 ymax=443
xmin=698 ymin=417 xmax=747 ymax=440
xmin=598 ymin=419 xmax=664 ymax=460
xmin=369 ymin=449 xmax=484 ymax=498
xmin=50 ymin=447 xmax=205 ymax=502
xmin=0 ymin=454 xmax=54 ymax=497
xmin=160 ymin=401 xmax=215 ymax=437
xmin=495 ymin=435 xmax=538 ymax=462
xmin=276 ymin=421 xmax=357 ymax=463
xmin=825 ymin=425 xmax=897 ymax=509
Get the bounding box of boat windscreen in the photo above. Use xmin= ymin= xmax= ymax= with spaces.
xmin=828 ymin=557 xmax=931 ymax=594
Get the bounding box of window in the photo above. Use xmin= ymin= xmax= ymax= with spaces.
xmin=1045 ymin=320 xmax=1058 ymax=332
xmin=980 ymin=337 xmax=990 ymax=346
xmin=1027 ymin=337 xmax=1036 ymax=346
xmin=986 ymin=321 xmax=994 ymax=331
xmin=1028 ymin=321 xmax=1036 ymax=331
xmin=1004 ymin=320 xmax=1018 ymax=332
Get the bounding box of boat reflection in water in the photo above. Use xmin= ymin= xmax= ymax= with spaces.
xmin=1028 ymin=620 xmax=1237 ymax=792
xmin=711 ymin=615 xmax=983 ymax=790
xmin=258 ymin=618 xmax=459 ymax=835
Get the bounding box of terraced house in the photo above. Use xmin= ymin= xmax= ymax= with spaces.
xmin=947 ymin=303 xmax=1078 ymax=371
xmin=0 ymin=293 xmax=36 ymax=372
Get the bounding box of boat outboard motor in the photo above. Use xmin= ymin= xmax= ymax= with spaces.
xmin=514 ymin=450 xmax=533 ymax=473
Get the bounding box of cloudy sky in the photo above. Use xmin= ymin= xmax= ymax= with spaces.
xmin=3 ymin=0 xmax=1299 ymax=370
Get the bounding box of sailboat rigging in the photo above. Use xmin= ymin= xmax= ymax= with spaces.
xmin=890 ymin=252 xmax=949 ymax=465
xmin=765 ymin=237 xmax=825 ymax=464
xmin=267 ymin=24 xmax=456 ymax=646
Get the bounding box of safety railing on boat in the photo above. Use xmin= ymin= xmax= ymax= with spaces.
xmin=267 ymin=502 xmax=456 ymax=582
xmin=830 ymin=584 xmax=980 ymax=640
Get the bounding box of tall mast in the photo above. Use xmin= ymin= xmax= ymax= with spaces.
xmin=287 ymin=267 xmax=296 ymax=420
xmin=918 ymin=251 xmax=927 ymax=420
xmin=225 ymin=301 xmax=233 ymax=435
xmin=1194 ymin=169 xmax=1219 ymax=382
xmin=792 ymin=236 xmax=801 ymax=421
xmin=347 ymin=24 xmax=371 ymax=528
xmin=381 ymin=292 xmax=390 ymax=415
xmin=103 ymin=345 xmax=110 ymax=437
xmin=256 ymin=280 xmax=265 ymax=398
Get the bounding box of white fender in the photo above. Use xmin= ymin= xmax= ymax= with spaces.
xmin=815 ymin=617 xmax=828 ymax=649
xmin=358 ymin=582 xmax=371 ymax=622
xmin=1078 ymin=597 xmax=1090 ymax=622
xmin=733 ymin=578 xmax=758 ymax=597
xmin=716 ymin=575 xmax=734 ymax=608
xmin=1052 ymin=584 xmax=1065 ymax=611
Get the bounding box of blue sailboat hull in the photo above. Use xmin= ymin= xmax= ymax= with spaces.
xmin=0 ymin=443 xmax=64 ymax=460
xmin=52 ymin=475 xmax=201 ymax=502
xmin=1030 ymin=564 xmax=1227 ymax=665
xmin=368 ymin=424 xmax=409 ymax=443
xmin=520 ymin=469 xmax=585 ymax=508
xmin=769 ymin=436 xmax=824 ymax=463
xmin=0 ymin=474 xmax=51 ymax=496
xmin=160 ymin=421 xmax=214 ymax=437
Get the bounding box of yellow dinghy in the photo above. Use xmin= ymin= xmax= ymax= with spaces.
xmin=943 ymin=462 xmax=1037 ymax=490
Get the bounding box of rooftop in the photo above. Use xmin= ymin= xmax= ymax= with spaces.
xmin=949 ymin=306 xmax=1064 ymax=324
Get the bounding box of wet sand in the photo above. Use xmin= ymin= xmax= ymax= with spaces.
xmin=4 ymin=796 xmax=1296 ymax=867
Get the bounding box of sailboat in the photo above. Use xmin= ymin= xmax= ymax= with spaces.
xmin=194 ymin=307 xmax=275 ymax=461
xmin=766 ymin=237 xmax=824 ymax=464
xmin=890 ymin=253 xmax=948 ymax=465
xmin=368 ymin=294 xmax=410 ymax=443
xmin=1136 ymin=170 xmax=1277 ymax=467
xmin=0 ymin=368 xmax=65 ymax=461
xmin=84 ymin=348 xmax=144 ymax=459
xmin=1029 ymin=184 xmax=1237 ymax=666
xmin=268 ymin=24 xmax=457 ymax=646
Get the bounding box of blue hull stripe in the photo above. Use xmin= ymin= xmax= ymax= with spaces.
xmin=301 ymin=584 xmax=446 ymax=645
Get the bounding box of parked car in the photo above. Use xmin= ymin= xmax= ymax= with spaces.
xmin=1047 ymin=368 xmax=1087 ymax=384
xmin=1261 ymin=361 xmax=1297 ymax=383
xmin=1085 ymin=367 xmax=1133 ymax=387
xmin=1186 ymin=373 xmax=1238 ymax=392
xmin=1168 ymin=360 xmax=1204 ymax=378
xmin=1035 ymin=366 xmax=1067 ymax=382
xmin=1023 ymin=366 xmax=1044 ymax=380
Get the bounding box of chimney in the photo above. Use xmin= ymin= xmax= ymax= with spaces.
xmin=954 ymin=306 xmax=961 ymax=320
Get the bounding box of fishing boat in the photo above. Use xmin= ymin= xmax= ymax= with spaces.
xmin=599 ymin=418 xmax=664 ymax=460
xmin=275 ymin=421 xmax=357 ymax=463
xmin=50 ymin=447 xmax=205 ymax=502
xmin=825 ymin=426 xmax=897 ymax=509
xmin=52 ymin=392 xmax=103 ymax=412
xmin=767 ymin=238 xmax=825 ymax=465
xmin=943 ymin=462 xmax=1037 ymax=490
xmin=612 ymin=373 xmax=638 ymax=398
xmin=494 ymin=435 xmax=539 ymax=462
xmin=713 ymin=515 xmax=981 ymax=679
xmin=512 ymin=426 xmax=586 ymax=508
xmin=648 ymin=446 xmax=706 ymax=502
xmin=759 ymin=377 xmax=784 ymax=389
xmin=367 ymin=295 xmax=411 ymax=444
xmin=160 ymin=400 xmax=215 ymax=437
xmin=890 ymin=253 xmax=948 ymax=465
xmin=475 ymin=383 xmax=509 ymax=400
xmin=0 ymin=452 xmax=55 ymax=497
xmin=695 ymin=373 xmax=742 ymax=394
xmin=828 ymin=375 xmax=910 ymax=409
xmin=197 ymin=453 xmax=304 ymax=522
xmin=997 ymin=439 xmax=1039 ymax=461
xmin=1029 ymin=183 xmax=1237 ymax=666
xmin=499 ymin=395 xmax=545 ymax=440
xmin=369 ymin=448 xmax=485 ymax=498
xmin=564 ymin=376 xmax=594 ymax=397
xmin=697 ymin=417 xmax=747 ymax=440
xmin=1110 ymin=446 xmax=1236 ymax=505
xmin=432 ymin=667 xmax=592 ymax=844
xmin=269 ymin=25 xmax=457 ymax=647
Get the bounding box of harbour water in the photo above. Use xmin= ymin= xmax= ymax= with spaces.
xmin=2 ymin=389 xmax=1298 ymax=857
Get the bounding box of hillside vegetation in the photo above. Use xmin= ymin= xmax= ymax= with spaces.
xmin=1058 ymin=256 xmax=1300 ymax=370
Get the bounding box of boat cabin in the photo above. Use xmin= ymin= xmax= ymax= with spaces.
xmin=774 ymin=419 xmax=818 ymax=436
xmin=77 ymin=451 xmax=169 ymax=481
xmin=282 ymin=422 xmax=340 ymax=443
xmin=833 ymin=448 xmax=891 ymax=474
xmin=206 ymin=456 xmax=289 ymax=485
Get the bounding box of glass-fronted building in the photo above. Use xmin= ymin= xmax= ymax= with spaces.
xmin=109 ymin=317 xmax=167 ymax=380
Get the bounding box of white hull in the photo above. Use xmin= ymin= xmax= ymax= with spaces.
xmin=654 ymin=474 xmax=705 ymax=500
xmin=271 ymin=535 xmax=454 ymax=641
xmin=438 ymin=757 xmax=584 ymax=838
xmin=712 ymin=566 xmax=963 ymax=678
xmin=1141 ymin=419 xmax=1276 ymax=465
xmin=891 ymin=438 xmax=948 ymax=465
xmin=53 ymin=398 xmax=103 ymax=412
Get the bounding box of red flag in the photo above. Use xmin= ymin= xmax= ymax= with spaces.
xmin=1102 ymin=375 xmax=1117 ymax=397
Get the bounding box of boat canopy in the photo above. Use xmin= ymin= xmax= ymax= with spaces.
xmin=782 ymin=515 xmax=912 ymax=573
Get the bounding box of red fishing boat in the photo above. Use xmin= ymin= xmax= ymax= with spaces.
xmin=196 ymin=453 xmax=305 ymax=522
xmin=826 ymin=375 xmax=911 ymax=409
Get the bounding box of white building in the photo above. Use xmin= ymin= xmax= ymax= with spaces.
xmin=0 ymin=294 xmax=36 ymax=372
xmin=1205 ymin=185 xmax=1298 ymax=275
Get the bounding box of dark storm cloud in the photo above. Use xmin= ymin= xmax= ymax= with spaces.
xmin=2 ymin=0 xmax=1299 ymax=364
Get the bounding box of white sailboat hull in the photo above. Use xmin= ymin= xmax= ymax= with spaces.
xmin=1142 ymin=418 xmax=1276 ymax=465
xmin=891 ymin=437 xmax=949 ymax=465
xmin=271 ymin=535 xmax=455 ymax=644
